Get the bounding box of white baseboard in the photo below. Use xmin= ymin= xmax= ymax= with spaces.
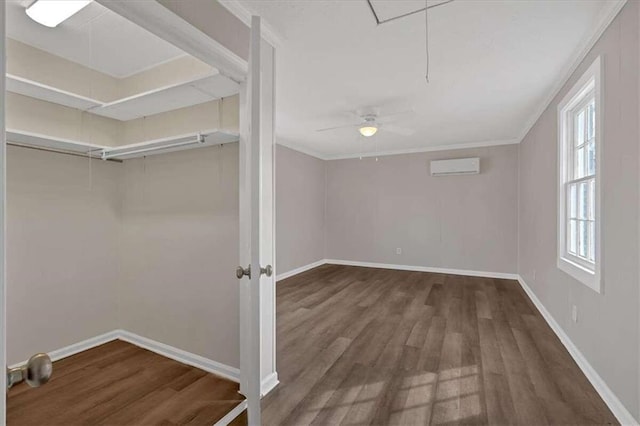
xmin=325 ymin=259 xmax=519 ymax=280
xmin=11 ymin=329 xmax=241 ymax=384
xmin=276 ymin=258 xmax=518 ymax=281
xmin=9 ymin=330 xmax=120 ymax=369
xmin=117 ymin=330 xmax=240 ymax=383
xmin=517 ymin=276 xmax=638 ymax=426
xmin=276 ymin=259 xmax=327 ymax=281
xmin=213 ymin=400 xmax=247 ymax=426
xmin=261 ymin=371 xmax=279 ymax=395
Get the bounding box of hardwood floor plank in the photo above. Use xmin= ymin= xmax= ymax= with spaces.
xmin=277 ymin=354 xmax=358 ymax=425
xmin=511 ymin=327 xmax=563 ymax=401
xmin=340 ymin=367 xmax=391 ymax=425
xmin=369 ymin=367 xmax=412 ymax=425
xmin=309 ymin=363 xmax=370 ymax=425
xmin=417 ymin=316 xmax=447 ymax=372
xmin=406 ymin=314 xmax=434 ymax=349
xmin=483 ymin=371 xmax=517 ymax=426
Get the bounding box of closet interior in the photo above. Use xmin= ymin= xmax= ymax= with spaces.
xmin=5 ymin=0 xmax=244 ymax=424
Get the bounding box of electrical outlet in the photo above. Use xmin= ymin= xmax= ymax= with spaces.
xmin=396 ymin=248 xmax=402 ymax=255
xmin=572 ymin=305 xmax=578 ymax=323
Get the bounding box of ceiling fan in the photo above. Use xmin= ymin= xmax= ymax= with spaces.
xmin=315 ymin=110 xmax=415 ymax=138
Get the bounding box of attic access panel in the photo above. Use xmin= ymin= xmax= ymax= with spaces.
xmin=367 ymin=0 xmax=453 ymax=25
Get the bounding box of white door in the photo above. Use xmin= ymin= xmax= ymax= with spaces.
xmin=238 ymin=16 xmax=277 ymax=425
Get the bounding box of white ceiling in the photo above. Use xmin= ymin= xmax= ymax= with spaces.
xmin=238 ymin=0 xmax=616 ymax=158
xmin=6 ymin=0 xmax=186 ymax=78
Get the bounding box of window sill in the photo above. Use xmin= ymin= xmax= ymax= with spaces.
xmin=557 ymin=256 xmax=601 ymax=293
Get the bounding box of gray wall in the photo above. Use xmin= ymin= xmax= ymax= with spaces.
xmin=7 ymin=146 xmax=121 ymax=364
xmin=518 ymin=1 xmax=639 ymax=418
xmin=120 ymin=144 xmax=240 ymax=368
xmin=325 ymin=146 xmax=518 ymax=274
xmin=275 ymin=145 xmax=326 ymax=274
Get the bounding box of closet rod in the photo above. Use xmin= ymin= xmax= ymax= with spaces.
xmin=7 ymin=142 xmax=123 ymax=163
xmin=100 ymin=134 xmax=205 ymax=160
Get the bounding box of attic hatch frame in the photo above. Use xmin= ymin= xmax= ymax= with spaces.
xmin=365 ymin=0 xmax=454 ymax=25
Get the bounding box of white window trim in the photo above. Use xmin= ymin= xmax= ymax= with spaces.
xmin=557 ymin=56 xmax=602 ymax=293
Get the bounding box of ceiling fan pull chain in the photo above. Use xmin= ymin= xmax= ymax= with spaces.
xmin=425 ymin=0 xmax=430 ymax=83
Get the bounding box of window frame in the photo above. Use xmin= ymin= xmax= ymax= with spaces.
xmin=557 ymin=56 xmax=602 ymax=293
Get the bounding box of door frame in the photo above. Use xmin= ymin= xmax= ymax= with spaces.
xmin=0 ymin=2 xmax=276 ymax=424
xmin=0 ymin=0 xmax=7 ymax=421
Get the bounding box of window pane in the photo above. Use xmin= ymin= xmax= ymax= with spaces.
xmin=575 ymin=110 xmax=585 ymax=146
xmin=569 ymin=219 xmax=577 ymax=255
xmin=569 ymin=183 xmax=577 ymax=218
xmin=587 ymin=101 xmax=595 ymax=140
xmin=589 ymin=221 xmax=595 ymax=262
xmin=579 ymin=220 xmax=588 ymax=258
xmin=575 ymin=146 xmax=585 ymax=179
xmin=587 ymin=139 xmax=596 ymax=176
xmin=589 ymin=179 xmax=595 ymax=221
xmin=579 ymin=182 xmax=588 ymax=219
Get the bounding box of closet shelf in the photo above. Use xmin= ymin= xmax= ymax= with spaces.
xmin=7 ymin=129 xmax=107 ymax=155
xmin=6 ymin=72 xmax=239 ymax=121
xmin=89 ymin=73 xmax=239 ymax=121
xmin=7 ymin=74 xmax=103 ymax=111
xmin=6 ymin=129 xmax=239 ymax=160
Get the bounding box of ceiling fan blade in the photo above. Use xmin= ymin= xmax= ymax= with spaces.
xmin=383 ymin=124 xmax=415 ymax=136
xmin=315 ymin=122 xmax=362 ymax=132
xmin=378 ymin=109 xmax=415 ymax=121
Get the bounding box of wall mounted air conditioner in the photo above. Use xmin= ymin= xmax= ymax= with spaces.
xmin=430 ymin=157 xmax=480 ymax=176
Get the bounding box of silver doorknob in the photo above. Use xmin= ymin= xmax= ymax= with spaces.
xmin=236 ymin=265 xmax=251 ymax=279
xmin=260 ymin=265 xmax=273 ymax=277
xmin=7 ymin=353 xmax=52 ymax=390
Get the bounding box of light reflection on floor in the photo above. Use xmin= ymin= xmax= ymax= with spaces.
xmin=301 ymin=364 xmax=483 ymax=425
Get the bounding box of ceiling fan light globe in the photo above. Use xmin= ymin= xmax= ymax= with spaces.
xmin=359 ymin=126 xmax=378 ymax=137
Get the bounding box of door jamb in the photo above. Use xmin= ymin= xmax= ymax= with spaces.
xmin=0 ymin=0 xmax=7 ymax=420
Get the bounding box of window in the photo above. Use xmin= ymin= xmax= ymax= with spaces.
xmin=557 ymin=56 xmax=601 ymax=293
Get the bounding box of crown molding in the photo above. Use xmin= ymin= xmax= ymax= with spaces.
xmin=277 ymin=137 xmax=519 ymax=161
xmin=276 ymin=140 xmax=329 ymax=160
xmin=217 ymin=0 xmax=285 ymax=48
xmin=323 ymin=138 xmax=520 ymax=161
xmin=517 ymin=0 xmax=627 ymax=143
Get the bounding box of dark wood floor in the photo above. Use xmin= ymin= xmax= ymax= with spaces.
xmin=7 ymin=340 xmax=245 ymax=425
xmin=262 ymin=264 xmax=618 ymax=425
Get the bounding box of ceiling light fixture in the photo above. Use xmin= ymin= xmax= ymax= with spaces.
xmin=359 ymin=125 xmax=378 ymax=137
xmin=26 ymin=0 xmax=93 ymax=28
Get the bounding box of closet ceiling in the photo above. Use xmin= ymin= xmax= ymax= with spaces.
xmin=6 ymin=0 xmax=185 ymax=78
xmin=236 ymin=0 xmax=617 ymax=158
xmin=5 ymin=1 xmax=241 ymax=158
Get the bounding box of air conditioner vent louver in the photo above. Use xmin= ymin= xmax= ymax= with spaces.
xmin=430 ymin=158 xmax=480 ymax=176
